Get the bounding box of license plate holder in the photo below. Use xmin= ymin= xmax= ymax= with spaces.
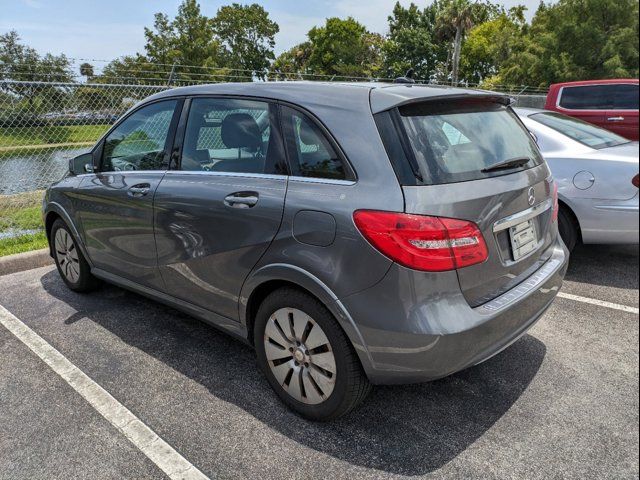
xmin=509 ymin=219 xmax=538 ymax=261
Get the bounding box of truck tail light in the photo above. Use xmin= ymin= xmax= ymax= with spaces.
xmin=633 ymin=174 xmax=639 ymax=188
xmin=353 ymin=210 xmax=488 ymax=272
xmin=551 ymin=181 xmax=559 ymax=223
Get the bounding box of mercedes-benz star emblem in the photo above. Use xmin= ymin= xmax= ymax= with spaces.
xmin=527 ymin=187 xmax=536 ymax=206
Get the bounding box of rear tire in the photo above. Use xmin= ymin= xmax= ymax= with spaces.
xmin=254 ymin=287 xmax=371 ymax=421
xmin=558 ymin=206 xmax=579 ymax=252
xmin=51 ymin=219 xmax=99 ymax=292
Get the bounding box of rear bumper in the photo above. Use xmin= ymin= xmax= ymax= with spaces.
xmin=340 ymin=238 xmax=569 ymax=384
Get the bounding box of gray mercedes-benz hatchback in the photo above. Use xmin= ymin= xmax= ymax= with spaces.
xmin=44 ymin=82 xmax=569 ymax=420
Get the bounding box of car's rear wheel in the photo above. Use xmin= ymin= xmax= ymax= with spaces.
xmin=51 ymin=219 xmax=99 ymax=292
xmin=254 ymin=287 xmax=371 ymax=421
xmin=558 ymin=206 xmax=579 ymax=252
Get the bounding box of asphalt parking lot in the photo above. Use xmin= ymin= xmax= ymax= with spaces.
xmin=0 ymin=244 xmax=638 ymax=479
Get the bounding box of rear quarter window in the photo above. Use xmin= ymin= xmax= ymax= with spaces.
xmin=559 ymin=84 xmax=639 ymax=110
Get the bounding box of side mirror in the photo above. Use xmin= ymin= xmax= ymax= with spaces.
xmin=529 ymin=130 xmax=539 ymax=145
xmin=69 ymin=153 xmax=94 ymax=175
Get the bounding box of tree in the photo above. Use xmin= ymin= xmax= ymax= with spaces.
xmin=0 ymin=31 xmax=72 ymax=110
xmin=79 ymin=62 xmax=94 ymax=80
xmin=306 ymin=17 xmax=383 ymax=78
xmin=211 ymin=3 xmax=279 ymax=79
xmin=435 ymin=0 xmax=479 ymax=85
xmin=382 ymin=2 xmax=440 ymax=81
xmin=459 ymin=6 xmax=527 ymax=84
xmin=144 ymin=0 xmax=223 ymax=81
xmin=272 ymin=42 xmax=313 ymax=77
xmin=491 ymin=0 xmax=639 ymax=88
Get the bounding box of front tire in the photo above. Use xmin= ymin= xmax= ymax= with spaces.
xmin=51 ymin=219 xmax=99 ymax=292
xmin=254 ymin=288 xmax=371 ymax=421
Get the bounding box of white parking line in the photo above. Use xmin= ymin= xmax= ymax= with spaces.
xmin=0 ymin=304 xmax=210 ymax=480
xmin=557 ymin=292 xmax=639 ymax=314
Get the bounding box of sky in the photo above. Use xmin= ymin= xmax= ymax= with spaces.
xmin=1 ymin=0 xmax=549 ymax=65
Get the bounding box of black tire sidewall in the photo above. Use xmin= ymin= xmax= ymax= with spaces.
xmin=558 ymin=207 xmax=577 ymax=252
xmin=254 ymin=289 xmax=357 ymax=421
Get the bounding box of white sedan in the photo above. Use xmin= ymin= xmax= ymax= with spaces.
xmin=516 ymin=108 xmax=639 ymax=251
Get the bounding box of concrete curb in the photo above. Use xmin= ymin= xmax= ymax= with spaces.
xmin=0 ymin=249 xmax=53 ymax=276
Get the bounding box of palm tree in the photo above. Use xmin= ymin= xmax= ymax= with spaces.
xmin=436 ymin=0 xmax=476 ymax=85
xmin=79 ymin=62 xmax=94 ymax=80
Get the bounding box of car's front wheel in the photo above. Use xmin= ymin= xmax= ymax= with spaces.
xmin=51 ymin=219 xmax=99 ymax=292
xmin=254 ymin=288 xmax=371 ymax=421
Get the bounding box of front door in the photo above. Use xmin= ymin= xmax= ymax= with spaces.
xmin=75 ymin=99 xmax=180 ymax=290
xmin=154 ymin=97 xmax=288 ymax=320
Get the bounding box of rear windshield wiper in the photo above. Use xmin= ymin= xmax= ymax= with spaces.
xmin=481 ymin=157 xmax=531 ymax=173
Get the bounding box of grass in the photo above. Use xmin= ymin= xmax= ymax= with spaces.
xmin=0 ymin=124 xmax=110 ymax=149
xmin=0 ymin=190 xmax=48 ymax=257
xmin=0 ymin=232 xmax=48 ymax=257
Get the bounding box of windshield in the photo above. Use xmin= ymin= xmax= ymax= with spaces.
xmin=397 ymin=100 xmax=543 ymax=185
xmin=530 ymin=111 xmax=629 ymax=149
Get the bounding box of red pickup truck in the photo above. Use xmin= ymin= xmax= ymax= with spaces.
xmin=544 ymin=79 xmax=639 ymax=141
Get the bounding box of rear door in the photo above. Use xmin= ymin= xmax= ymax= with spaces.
xmin=606 ymin=83 xmax=639 ymax=140
xmin=75 ymin=99 xmax=180 ymax=290
xmin=376 ymin=98 xmax=556 ymax=307
xmin=154 ymin=97 xmax=288 ymax=320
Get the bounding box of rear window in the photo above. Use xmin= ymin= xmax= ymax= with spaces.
xmin=378 ymin=100 xmax=543 ymax=185
xmin=530 ymin=112 xmax=629 ymax=149
xmin=559 ymin=84 xmax=639 ymax=110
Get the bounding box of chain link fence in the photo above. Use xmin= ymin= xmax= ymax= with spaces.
xmin=0 ymin=80 xmax=169 ymax=254
xmin=0 ymin=75 xmax=547 ymax=256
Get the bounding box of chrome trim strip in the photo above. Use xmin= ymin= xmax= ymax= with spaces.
xmin=97 ymin=170 xmax=167 ymax=175
xmin=493 ymin=199 xmax=553 ymax=233
xmin=163 ymin=170 xmax=288 ymax=181
xmin=593 ymin=204 xmax=639 ymax=212
xmin=288 ymin=176 xmax=356 ymax=186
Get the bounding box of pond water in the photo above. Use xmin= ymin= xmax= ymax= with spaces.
xmin=0 ymin=147 xmax=88 ymax=195
xmin=0 ymin=228 xmax=42 ymax=240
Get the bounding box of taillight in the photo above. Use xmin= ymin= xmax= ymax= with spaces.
xmin=633 ymin=174 xmax=639 ymax=188
xmin=551 ymin=181 xmax=559 ymax=223
xmin=353 ymin=210 xmax=488 ymax=272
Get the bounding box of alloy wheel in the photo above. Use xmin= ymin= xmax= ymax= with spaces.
xmin=263 ymin=307 xmax=337 ymax=404
xmin=54 ymin=228 xmax=80 ymax=283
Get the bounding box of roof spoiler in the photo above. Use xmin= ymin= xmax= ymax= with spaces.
xmin=397 ymin=93 xmax=512 ymax=108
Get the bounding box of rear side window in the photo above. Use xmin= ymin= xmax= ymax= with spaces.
xmin=280 ymin=106 xmax=351 ymax=180
xmin=559 ymin=84 xmax=639 ymax=110
xmin=378 ymin=100 xmax=543 ymax=185
xmin=180 ymin=98 xmax=286 ymax=175
xmin=530 ymin=112 xmax=628 ymax=149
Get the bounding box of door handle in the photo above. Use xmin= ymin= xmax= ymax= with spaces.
xmin=224 ymin=191 xmax=259 ymax=208
xmin=128 ymin=183 xmax=151 ymax=197
xmin=607 ymin=116 xmax=625 ymax=122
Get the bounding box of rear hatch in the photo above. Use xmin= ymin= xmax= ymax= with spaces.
xmin=374 ymin=96 xmax=556 ymax=306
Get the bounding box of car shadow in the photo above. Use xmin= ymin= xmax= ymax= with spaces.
xmin=41 ymin=270 xmax=546 ymax=476
xmin=565 ymin=244 xmax=639 ymax=290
